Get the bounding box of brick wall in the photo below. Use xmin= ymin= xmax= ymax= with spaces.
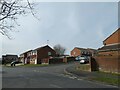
xmin=37 ymin=46 xmax=56 ymax=64
xmin=103 ymin=29 xmax=120 ymax=45
xmin=98 ymin=51 xmax=120 ymax=56
xmin=71 ymin=48 xmax=81 ymax=57
xmin=93 ymin=55 xmax=120 ymax=73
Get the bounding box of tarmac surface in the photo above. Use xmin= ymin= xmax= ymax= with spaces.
xmin=2 ymin=62 xmax=119 ymax=89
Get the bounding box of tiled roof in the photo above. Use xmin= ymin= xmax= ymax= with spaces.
xmin=75 ymin=47 xmax=87 ymax=50
xmin=75 ymin=47 xmax=97 ymax=51
xmin=35 ymin=45 xmax=50 ymax=50
xmin=98 ymin=43 xmax=120 ymax=52
xmin=20 ymin=50 xmax=32 ymax=55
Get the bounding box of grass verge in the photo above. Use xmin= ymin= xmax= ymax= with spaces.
xmin=20 ymin=64 xmax=49 ymax=67
xmin=90 ymin=76 xmax=120 ymax=86
xmin=76 ymin=64 xmax=120 ymax=86
xmin=76 ymin=64 xmax=91 ymax=72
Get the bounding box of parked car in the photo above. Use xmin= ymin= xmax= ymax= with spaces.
xmin=75 ymin=56 xmax=80 ymax=61
xmin=79 ymin=56 xmax=89 ymax=64
xmin=11 ymin=60 xmax=22 ymax=66
xmin=75 ymin=56 xmax=83 ymax=61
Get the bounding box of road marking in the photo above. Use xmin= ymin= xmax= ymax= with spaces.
xmin=68 ymin=76 xmax=77 ymax=79
xmin=49 ymin=84 xmax=62 ymax=88
xmin=77 ymin=78 xmax=83 ymax=81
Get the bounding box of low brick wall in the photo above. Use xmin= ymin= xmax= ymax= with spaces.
xmin=93 ymin=55 xmax=120 ymax=73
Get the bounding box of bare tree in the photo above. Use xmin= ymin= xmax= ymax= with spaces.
xmin=53 ymin=44 xmax=66 ymax=56
xmin=0 ymin=0 xmax=39 ymax=39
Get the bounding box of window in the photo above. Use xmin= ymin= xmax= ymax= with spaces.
xmin=48 ymin=52 xmax=51 ymax=56
xmin=33 ymin=50 xmax=37 ymax=55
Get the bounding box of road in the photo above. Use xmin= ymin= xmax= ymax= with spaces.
xmin=2 ymin=62 xmax=118 ymax=88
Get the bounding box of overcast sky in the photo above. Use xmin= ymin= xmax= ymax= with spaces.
xmin=0 ymin=1 xmax=119 ymax=57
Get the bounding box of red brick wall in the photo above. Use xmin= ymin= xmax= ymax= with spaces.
xmin=37 ymin=46 xmax=56 ymax=64
xmin=94 ymin=55 xmax=120 ymax=73
xmin=98 ymin=51 xmax=119 ymax=56
xmin=103 ymin=29 xmax=120 ymax=45
xmin=71 ymin=48 xmax=81 ymax=57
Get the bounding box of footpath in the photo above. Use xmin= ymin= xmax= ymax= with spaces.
xmin=65 ymin=65 xmax=119 ymax=87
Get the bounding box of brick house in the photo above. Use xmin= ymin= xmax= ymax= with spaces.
xmin=20 ymin=45 xmax=56 ymax=64
xmin=34 ymin=45 xmax=56 ymax=64
xmin=95 ymin=28 xmax=120 ymax=73
xmin=98 ymin=28 xmax=120 ymax=55
xmin=71 ymin=47 xmax=97 ymax=57
xmin=20 ymin=50 xmax=32 ymax=64
xmin=2 ymin=54 xmax=18 ymax=64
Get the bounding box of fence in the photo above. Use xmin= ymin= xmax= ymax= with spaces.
xmin=49 ymin=57 xmax=63 ymax=64
xmin=49 ymin=56 xmax=75 ymax=64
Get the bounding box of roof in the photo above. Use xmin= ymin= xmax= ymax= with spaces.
xmin=35 ymin=45 xmax=54 ymax=51
xmin=87 ymin=48 xmax=97 ymax=51
xmin=35 ymin=45 xmax=47 ymax=50
xmin=20 ymin=50 xmax=32 ymax=55
xmin=75 ymin=47 xmax=87 ymax=50
xmin=74 ymin=47 xmax=97 ymax=51
xmin=98 ymin=43 xmax=120 ymax=52
xmin=3 ymin=54 xmax=18 ymax=56
xmin=103 ymin=28 xmax=120 ymax=42
xmin=2 ymin=54 xmax=18 ymax=57
xmin=20 ymin=45 xmax=55 ymax=55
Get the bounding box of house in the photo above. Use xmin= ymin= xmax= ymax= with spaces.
xmin=98 ymin=28 xmax=120 ymax=55
xmin=95 ymin=28 xmax=120 ymax=73
xmin=20 ymin=45 xmax=56 ymax=64
xmin=71 ymin=47 xmax=97 ymax=57
xmin=2 ymin=54 xmax=18 ymax=64
xmin=20 ymin=50 xmax=32 ymax=64
xmin=33 ymin=45 xmax=56 ymax=64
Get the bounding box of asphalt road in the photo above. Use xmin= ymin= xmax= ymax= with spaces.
xmin=2 ymin=63 xmax=118 ymax=88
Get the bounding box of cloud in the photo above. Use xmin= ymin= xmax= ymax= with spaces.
xmin=29 ymin=0 xmax=119 ymax=2
xmin=1 ymin=2 xmax=118 ymax=56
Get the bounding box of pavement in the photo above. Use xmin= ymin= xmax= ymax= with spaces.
xmin=64 ymin=65 xmax=119 ymax=86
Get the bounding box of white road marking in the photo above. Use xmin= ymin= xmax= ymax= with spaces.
xmin=77 ymin=78 xmax=83 ymax=80
xmin=49 ymin=84 xmax=62 ymax=88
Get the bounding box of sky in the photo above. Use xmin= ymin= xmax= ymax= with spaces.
xmin=0 ymin=0 xmax=119 ymax=57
